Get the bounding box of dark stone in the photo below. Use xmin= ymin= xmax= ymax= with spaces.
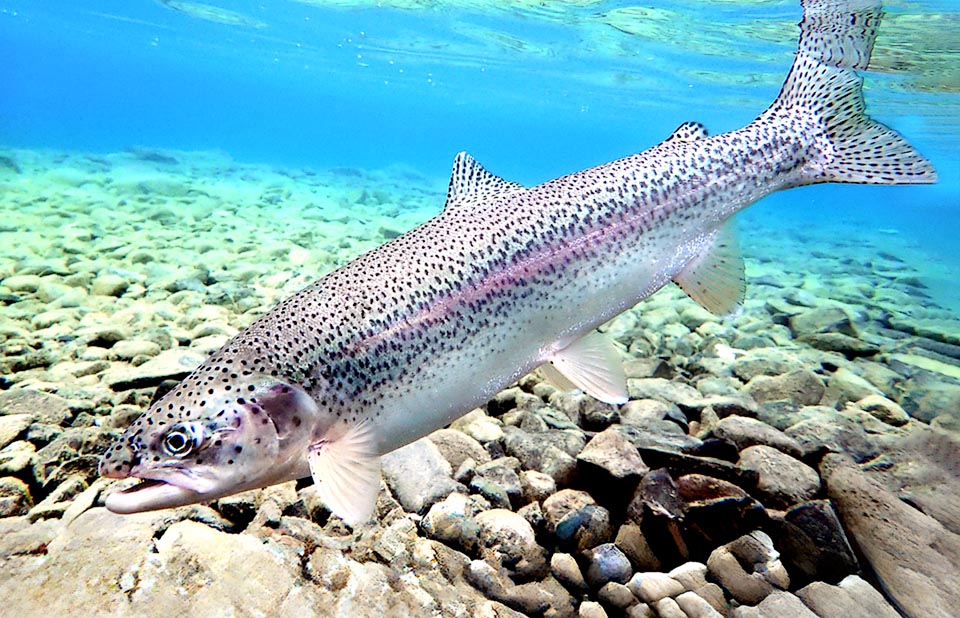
xmin=634 ymin=446 xmax=759 ymax=489
xmin=676 ymin=474 xmax=768 ymax=559
xmin=691 ymin=438 xmax=740 ymax=463
xmin=628 ymin=469 xmax=689 ymax=565
xmin=798 ymin=333 xmax=879 ymax=358
xmin=582 ymin=542 xmax=633 ymax=588
xmin=577 ymin=428 xmax=648 ymax=509
xmin=769 ymin=500 xmax=859 ymax=587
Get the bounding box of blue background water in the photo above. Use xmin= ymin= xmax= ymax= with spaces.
xmin=2 ymin=0 xmax=957 ymax=308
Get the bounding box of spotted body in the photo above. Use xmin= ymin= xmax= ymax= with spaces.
xmin=101 ymin=0 xmax=936 ymax=525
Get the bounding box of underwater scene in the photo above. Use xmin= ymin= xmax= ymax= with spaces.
xmin=1 ymin=0 xmax=958 ymax=616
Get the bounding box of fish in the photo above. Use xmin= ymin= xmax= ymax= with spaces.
xmin=99 ymin=0 xmax=936 ymax=526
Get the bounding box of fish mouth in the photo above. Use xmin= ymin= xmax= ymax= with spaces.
xmin=104 ymin=477 xmax=206 ymax=514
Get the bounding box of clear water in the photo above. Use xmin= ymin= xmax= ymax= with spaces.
xmin=1 ymin=0 xmax=957 ymax=308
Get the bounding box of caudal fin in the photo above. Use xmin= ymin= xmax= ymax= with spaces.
xmin=761 ymin=0 xmax=936 ymax=185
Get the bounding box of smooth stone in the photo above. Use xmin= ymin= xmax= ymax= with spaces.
xmin=796 ymin=575 xmax=900 ymax=618
xmin=474 ymin=508 xmax=547 ymax=581
xmin=788 ymin=306 xmax=857 ymax=337
xmin=102 ymin=348 xmax=205 ymax=391
xmin=577 ymin=428 xmax=648 ymax=497
xmin=551 ymin=552 xmax=588 ymax=595
xmin=653 ymin=597 xmax=687 ymax=618
xmin=2 ymin=274 xmax=42 ymax=292
xmin=471 ymin=457 xmax=522 ymax=510
xmin=579 ymin=601 xmax=608 ymax=618
xmin=91 ymin=273 xmax=129 ymax=297
xmin=668 ymin=562 xmax=708 ymax=592
xmin=855 ymin=394 xmax=909 ymax=426
xmin=419 ymin=492 xmax=482 ymax=550
xmin=542 ymin=489 xmax=613 ymax=552
xmin=710 ymin=416 xmax=803 ymax=458
xmin=799 ymin=332 xmax=878 ymax=357
xmin=110 ymin=339 xmax=162 ymax=360
xmin=465 ymin=560 xmax=576 ymax=618
xmin=0 ymin=476 xmax=33 ymax=517
xmin=783 ymin=407 xmax=877 ymax=462
xmin=737 ymin=445 xmax=820 ymax=509
xmin=731 ymin=349 xmax=807 ymax=382
xmin=0 ymin=389 xmax=72 ymax=424
xmin=626 ymin=571 xmax=684 ymax=603
xmin=823 ymin=367 xmax=883 ymax=406
xmin=428 ymin=428 xmax=490 ymax=470
xmin=771 ymin=500 xmax=858 ymax=585
xmin=898 ymin=372 xmax=960 ymax=423
xmin=620 ymin=399 xmax=681 ymax=426
xmin=382 ymin=438 xmax=463 ymax=515
xmin=0 ymin=414 xmax=32 ymax=449
xmin=627 ymin=378 xmax=705 ymax=411
xmin=519 ymin=470 xmax=556 ymax=505
xmin=583 ymin=542 xmax=632 ymax=588
xmin=736 ymin=590 xmax=819 ymax=618
xmin=614 ymin=523 xmax=662 ymax=572
xmin=706 ymin=531 xmax=788 ymax=605
xmin=821 ymin=453 xmax=960 ymax=618
xmin=746 ymin=370 xmax=824 ymax=406
xmin=0 ymin=440 xmax=37 ymax=476
xmin=675 ymin=474 xmax=768 ymax=556
xmin=675 ymin=590 xmax=724 ymax=618
xmin=597 ymin=581 xmax=635 ymax=610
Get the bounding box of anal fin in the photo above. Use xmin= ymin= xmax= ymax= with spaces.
xmin=674 ymin=224 xmax=745 ymax=316
xmin=308 ymin=420 xmax=381 ymax=527
xmin=545 ymin=331 xmax=628 ymax=404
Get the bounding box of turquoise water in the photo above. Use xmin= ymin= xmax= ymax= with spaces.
xmin=1 ymin=0 xmax=958 ymax=310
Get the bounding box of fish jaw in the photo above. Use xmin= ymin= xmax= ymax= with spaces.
xmin=99 ymin=374 xmax=327 ymax=514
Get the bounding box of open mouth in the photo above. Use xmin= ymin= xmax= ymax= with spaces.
xmin=104 ymin=478 xmax=203 ymax=514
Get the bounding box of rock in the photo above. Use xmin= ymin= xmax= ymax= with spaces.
xmin=627 ymin=378 xmax=705 ymax=411
xmin=474 ymin=509 xmax=548 ymax=581
xmin=675 ymin=591 xmax=724 ymax=618
xmin=707 ymin=531 xmax=789 ymax=605
xmin=614 ymin=523 xmax=662 ymax=572
xmin=465 ymin=560 xmax=576 ymax=618
xmin=626 ymin=571 xmax=684 ymax=603
xmin=855 ymin=394 xmax=909 ymax=427
xmin=597 ymin=581 xmax=635 ymax=610
xmin=746 ymin=370 xmax=824 ymax=406
xmin=799 ymin=333 xmax=878 ymax=357
xmin=710 ymin=416 xmax=803 ymax=458
xmin=634 ymin=446 xmax=755 ymax=487
xmin=770 ymin=500 xmax=858 ymax=586
xmin=820 ymin=453 xmax=960 ymax=618
xmin=451 ymin=409 xmax=506 ymax=443
xmin=796 ymin=575 xmax=901 ymax=618
xmin=109 ymin=339 xmax=162 ymax=360
xmin=519 ymin=470 xmax=556 ymax=505
xmin=382 ymin=438 xmax=463 ymax=514
xmin=731 ymin=348 xmax=807 ymax=382
xmin=0 ymin=414 xmax=32 ymax=449
xmin=33 ymin=426 xmax=115 ymax=485
xmin=429 ymin=428 xmax=490 ymax=470
xmin=788 ymin=306 xmax=857 ymax=338
xmin=620 ymin=399 xmax=681 ymax=426
xmin=783 ymin=406 xmax=877 ymax=462
xmin=0 ymin=476 xmax=32 ymax=516
xmin=102 ymin=348 xmax=205 ymax=391
xmin=668 ymin=561 xmax=708 ymax=592
xmin=737 ymin=590 xmax=819 ymax=618
xmin=551 ymin=552 xmax=589 ymax=595
xmin=675 ymin=474 xmax=767 ymax=556
xmin=897 ymin=372 xmax=960 ymax=423
xmin=583 ymin=542 xmax=632 ymax=589
xmin=91 ymin=273 xmax=129 ymax=297
xmin=737 ymin=445 xmax=820 ymax=509
xmin=2 ymin=274 xmax=42 ymax=292
xmin=823 ymin=367 xmax=883 ymax=406
xmin=0 ymin=440 xmax=37 ymax=476
xmin=579 ymin=601 xmax=608 ymax=618
xmin=577 ymin=428 xmax=648 ymax=504
xmin=543 ymin=489 xmax=614 ymax=552
xmin=471 ymin=457 xmax=522 ymax=510
xmin=420 ymin=492 xmax=482 ymax=550
xmin=0 ymin=389 xmax=72 ymax=424
xmin=653 ymin=597 xmax=687 ymax=618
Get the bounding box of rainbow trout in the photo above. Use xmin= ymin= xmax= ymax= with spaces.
xmin=100 ymin=0 xmax=936 ymax=525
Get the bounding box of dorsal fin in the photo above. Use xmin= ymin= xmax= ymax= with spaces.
xmin=673 ymin=223 xmax=745 ymax=316
xmin=663 ymin=121 xmax=709 ymax=144
xmin=444 ymin=152 xmax=524 ymax=210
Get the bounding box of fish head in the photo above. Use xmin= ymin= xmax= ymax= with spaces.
xmin=99 ymin=370 xmax=328 ymax=513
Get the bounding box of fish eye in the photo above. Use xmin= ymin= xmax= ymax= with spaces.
xmin=161 ymin=423 xmax=204 ymax=458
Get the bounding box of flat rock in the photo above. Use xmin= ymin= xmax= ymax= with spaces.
xmin=796 ymin=575 xmax=900 ymax=618
xmin=0 ymin=389 xmax=72 ymax=424
xmin=0 ymin=414 xmax=32 ymax=449
xmin=821 ymin=453 xmax=960 ymax=618
xmin=382 ymin=437 xmax=463 ymax=514
xmin=746 ymin=370 xmax=825 ymax=406
xmin=102 ymin=348 xmax=205 ymax=391
xmin=737 ymin=445 xmax=820 ymax=509
xmin=627 ymin=378 xmax=705 ymax=411
xmin=710 ymin=416 xmax=802 ymax=458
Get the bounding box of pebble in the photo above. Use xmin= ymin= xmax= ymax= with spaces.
xmin=675 ymin=590 xmax=723 ymax=618
xmin=0 ymin=414 xmax=32 ymax=450
xmin=710 ymin=416 xmax=803 ymax=458
xmin=626 ymin=571 xmax=684 ymax=603
xmin=746 ymin=370 xmax=825 ymax=406
xmin=796 ymin=575 xmax=901 ymax=618
xmin=551 ymin=552 xmax=588 ymax=595
xmin=428 ymin=428 xmax=490 ymax=470
xmin=855 ymin=394 xmax=909 ymax=426
xmin=90 ymin=273 xmax=129 ymax=297
xmin=542 ymin=489 xmax=613 ymax=552
xmin=597 ymin=581 xmax=635 ymax=610
xmin=382 ymin=438 xmax=464 ymax=514
xmin=579 ymin=601 xmax=608 ymax=618
xmin=474 ymin=508 xmax=547 ymax=580
xmin=583 ymin=542 xmax=632 ymax=588
xmin=519 ymin=469 xmax=556 ymax=505
xmin=668 ymin=561 xmax=708 ymax=592
xmin=653 ymin=596 xmax=687 ymax=618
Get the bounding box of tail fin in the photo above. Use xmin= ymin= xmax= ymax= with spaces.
xmin=761 ymin=0 xmax=936 ymax=185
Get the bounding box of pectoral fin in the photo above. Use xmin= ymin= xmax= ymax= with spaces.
xmin=308 ymin=420 xmax=381 ymax=527
xmin=545 ymin=331 xmax=628 ymax=404
xmin=673 ymin=224 xmax=745 ymax=316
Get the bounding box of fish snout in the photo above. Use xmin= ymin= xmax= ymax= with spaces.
xmin=98 ymin=441 xmax=140 ymax=479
